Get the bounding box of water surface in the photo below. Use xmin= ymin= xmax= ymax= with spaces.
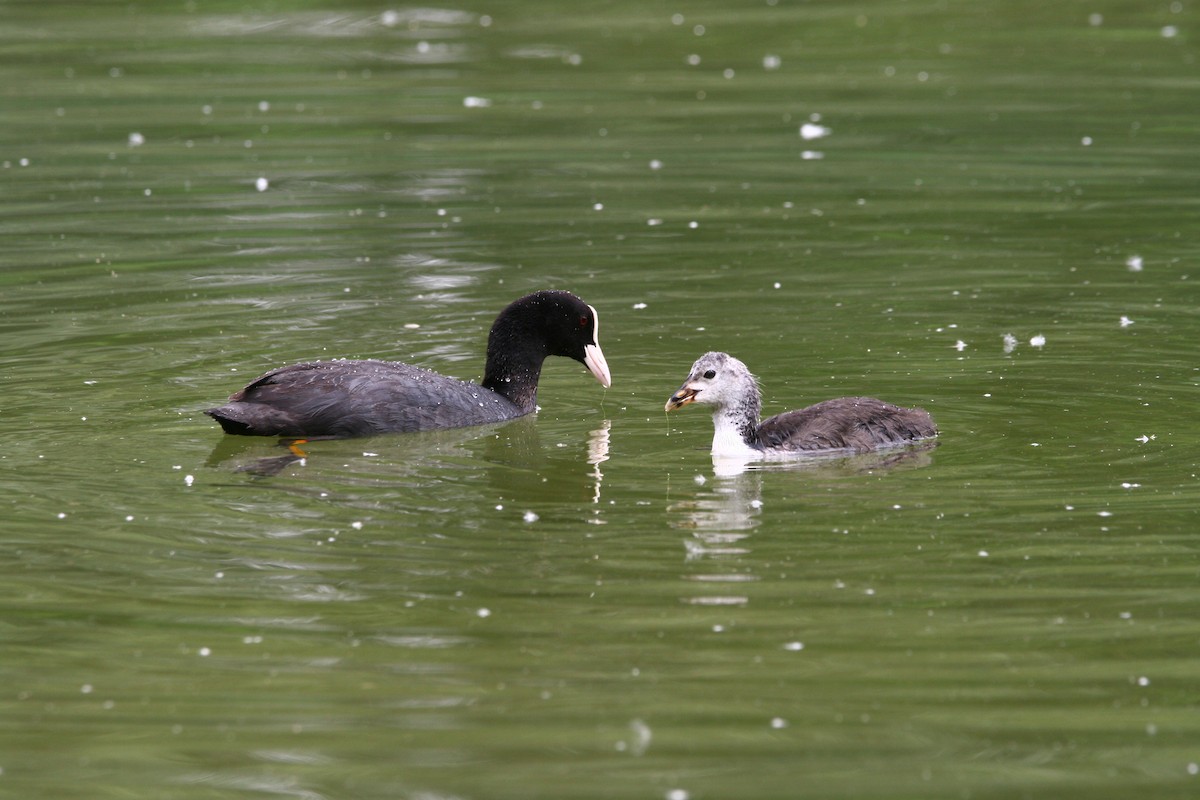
xmin=3 ymin=2 xmax=1200 ymax=798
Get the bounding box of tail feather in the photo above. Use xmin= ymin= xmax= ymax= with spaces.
xmin=205 ymin=404 xmax=296 ymax=436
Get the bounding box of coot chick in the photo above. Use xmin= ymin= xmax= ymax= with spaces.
xmin=665 ymin=352 xmax=936 ymax=459
xmin=206 ymin=290 xmax=611 ymax=438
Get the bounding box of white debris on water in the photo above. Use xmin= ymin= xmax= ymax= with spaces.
xmin=763 ymin=54 xmax=781 ymax=70
xmin=522 ymin=510 xmax=539 ymax=523
xmin=783 ymin=641 xmax=804 ymax=651
xmin=770 ymin=717 xmax=789 ymax=729
xmin=1119 ymin=315 xmax=1135 ymax=327
xmin=463 ymin=96 xmax=492 ymax=108
xmin=1002 ymin=332 xmax=1018 ymax=353
xmin=954 ymin=339 xmax=967 ymax=352
xmin=1029 ymin=334 xmax=1046 ymax=348
xmin=1126 ymin=254 xmax=1144 ymax=271
xmin=800 ymin=150 xmax=824 ymax=160
xmin=632 ymin=302 xmax=647 ymax=309
xmin=800 ymin=122 xmax=830 ymax=140
xmin=649 ymin=159 xmax=663 ymax=170
xmin=255 ymin=176 xmax=269 ymax=192
xmin=184 ymin=474 xmax=195 ymax=487
xmin=476 ymin=607 xmax=491 ymax=618
xmin=127 ymin=132 xmax=145 ymax=147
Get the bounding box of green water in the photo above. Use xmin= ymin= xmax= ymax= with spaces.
xmin=3 ymin=1 xmax=1200 ymax=798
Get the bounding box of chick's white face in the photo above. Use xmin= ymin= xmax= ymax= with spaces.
xmin=665 ymin=353 xmax=753 ymax=411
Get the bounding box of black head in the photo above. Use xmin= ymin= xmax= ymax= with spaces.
xmin=486 ymin=290 xmax=611 ymax=389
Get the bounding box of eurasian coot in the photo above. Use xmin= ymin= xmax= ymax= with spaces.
xmin=665 ymin=351 xmax=936 ymax=459
xmin=207 ymin=290 xmax=611 ymax=438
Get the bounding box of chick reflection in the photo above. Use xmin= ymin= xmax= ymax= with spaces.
xmin=668 ymin=471 xmax=764 ymax=607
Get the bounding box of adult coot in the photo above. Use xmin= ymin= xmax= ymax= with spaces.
xmin=665 ymin=352 xmax=936 ymax=459
xmin=206 ymin=290 xmax=611 ymax=438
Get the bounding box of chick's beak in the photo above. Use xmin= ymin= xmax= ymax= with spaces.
xmin=665 ymin=385 xmax=699 ymax=412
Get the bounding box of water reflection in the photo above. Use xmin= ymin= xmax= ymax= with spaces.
xmin=206 ymin=417 xmax=614 ymax=509
xmin=587 ymin=420 xmax=611 ymax=504
xmin=670 ymin=443 xmax=938 ymax=606
xmin=669 ymin=471 xmax=763 ymax=606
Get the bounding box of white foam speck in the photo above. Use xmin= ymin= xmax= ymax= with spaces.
xmin=632 ymin=302 xmax=647 ymax=309
xmin=198 ymin=647 xmax=211 ymax=657
xmin=693 ymin=474 xmax=706 ymax=485
xmin=1126 ymin=255 xmax=1144 ymax=271
xmin=523 ymin=511 xmax=539 ymax=523
xmin=770 ymin=717 xmax=788 ymax=729
xmin=1119 ymin=315 xmax=1134 ymax=327
xmin=593 ymin=202 xmax=604 ymax=211
xmin=1029 ymin=334 xmax=1046 ymax=348
xmin=381 ymin=9 xmax=400 ymax=27
xmin=783 ymin=641 xmax=804 ymax=651
xmin=800 ymin=122 xmax=831 ymax=140
xmin=954 ymin=340 xmax=967 ymax=352
xmin=801 ymin=150 xmax=824 ymax=160
xmin=1002 ymin=332 xmax=1018 ymax=353
xmin=1081 ymin=136 xmax=1093 ymax=146
xmin=763 ymin=54 xmax=781 ymax=70
xmin=1137 ymin=675 xmax=1151 ymax=686
xmin=647 ymin=218 xmax=663 ymax=226
xmin=649 ymin=159 xmax=663 ymax=170
xmin=1089 ymin=13 xmax=1103 ymax=26
xmin=184 ymin=474 xmax=194 ymax=487
xmin=127 ymin=132 xmax=145 ymax=147
xmin=476 ymin=607 xmax=491 ymax=618
xmin=978 ymin=550 xmax=989 ymax=557
xmin=255 ymin=176 xmax=269 ymax=192
xmin=666 ymin=790 xmax=690 ymax=800
xmin=463 ymin=96 xmax=492 ymax=108
xmin=1162 ymin=25 xmax=1178 ymax=38
xmin=351 ymin=521 xmax=364 ymax=529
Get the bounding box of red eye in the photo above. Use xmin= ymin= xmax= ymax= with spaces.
xmin=579 ymin=316 xmax=588 ymax=328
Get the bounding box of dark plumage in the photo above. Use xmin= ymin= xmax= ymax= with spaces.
xmin=665 ymin=352 xmax=936 ymax=459
xmin=206 ymin=290 xmax=611 ymax=438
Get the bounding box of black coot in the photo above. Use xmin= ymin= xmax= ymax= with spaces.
xmin=206 ymin=290 xmax=611 ymax=438
xmin=665 ymin=351 xmax=936 ymax=458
